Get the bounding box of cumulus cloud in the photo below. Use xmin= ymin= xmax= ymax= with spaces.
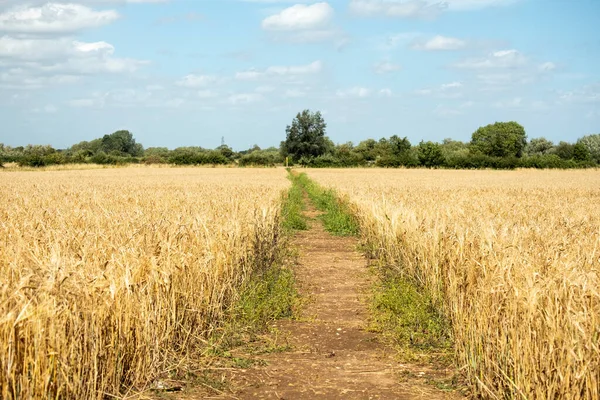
xmin=261 ymin=2 xmax=333 ymax=31
xmin=0 ymin=3 xmax=119 ymax=34
xmin=412 ymin=35 xmax=466 ymax=50
xmin=261 ymin=2 xmax=347 ymax=45
xmin=0 ymin=35 xmax=147 ymax=89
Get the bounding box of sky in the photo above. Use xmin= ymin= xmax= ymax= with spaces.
xmin=0 ymin=0 xmax=599 ymax=150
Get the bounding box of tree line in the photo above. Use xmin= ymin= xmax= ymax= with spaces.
xmin=1 ymin=111 xmax=599 ymax=169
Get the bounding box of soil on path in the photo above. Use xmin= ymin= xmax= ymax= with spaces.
xmin=170 ymin=199 xmax=462 ymax=400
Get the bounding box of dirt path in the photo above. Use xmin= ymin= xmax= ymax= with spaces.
xmin=172 ymin=199 xmax=461 ymax=399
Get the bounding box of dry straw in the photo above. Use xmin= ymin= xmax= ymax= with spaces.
xmin=0 ymin=167 xmax=288 ymax=399
xmin=307 ymin=168 xmax=599 ymax=400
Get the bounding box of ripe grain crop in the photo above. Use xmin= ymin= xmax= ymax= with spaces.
xmin=306 ymin=168 xmax=600 ymax=399
xmin=0 ymin=167 xmax=289 ymax=399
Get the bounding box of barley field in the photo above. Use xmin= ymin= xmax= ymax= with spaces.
xmin=0 ymin=168 xmax=288 ymax=399
xmin=307 ymin=169 xmax=600 ymax=399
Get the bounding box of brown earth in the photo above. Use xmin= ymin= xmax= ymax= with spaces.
xmin=164 ymin=199 xmax=463 ymax=400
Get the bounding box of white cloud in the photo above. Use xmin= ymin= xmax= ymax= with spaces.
xmin=494 ymin=97 xmax=522 ymax=108
xmin=261 ymin=2 xmax=333 ymax=31
xmin=349 ymin=0 xmax=518 ymax=18
xmin=538 ymin=61 xmax=556 ymax=72
xmin=412 ymin=35 xmax=466 ymax=50
xmin=558 ymin=84 xmax=600 ymax=103
xmin=283 ymin=89 xmax=306 ymax=98
xmin=68 ymin=98 xmax=95 ymax=107
xmin=416 ymin=81 xmax=463 ymax=98
xmin=0 ymin=36 xmax=146 ymax=89
xmin=377 ymin=32 xmax=420 ymax=50
xmin=236 ymin=60 xmax=322 ymax=80
xmin=32 ymin=104 xmax=58 ymax=113
xmin=255 ymin=85 xmax=275 ymax=93
xmin=349 ymin=0 xmax=445 ymax=19
xmin=373 ymin=61 xmax=401 ymax=74
xmin=228 ymin=93 xmax=264 ymax=105
xmin=0 ymin=3 xmax=119 ymax=34
xmin=176 ymin=74 xmax=219 ymax=88
xmin=440 ymin=81 xmax=462 ymax=89
xmin=379 ymin=88 xmax=392 ymax=97
xmin=442 ymin=0 xmax=519 ymax=10
xmin=454 ymin=49 xmax=527 ymax=69
xmin=197 ymin=90 xmax=217 ymax=98
xmin=433 ymin=104 xmax=462 ymax=117
xmin=336 ymin=87 xmax=371 ymax=98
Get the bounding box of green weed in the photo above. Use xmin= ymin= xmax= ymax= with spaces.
xmin=290 ymin=172 xmax=359 ymax=236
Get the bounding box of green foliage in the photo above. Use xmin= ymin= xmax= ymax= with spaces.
xmin=168 ymin=147 xmax=229 ymax=165
xmin=280 ymin=110 xmax=331 ymax=162
xmin=212 ymin=252 xmax=298 ymax=355
xmin=18 ymin=145 xmax=64 ymax=167
xmin=217 ymin=145 xmax=235 ymax=160
xmin=525 ymin=137 xmax=555 ymax=156
xmin=554 ymin=141 xmax=575 ymax=160
xmin=293 ymin=173 xmax=359 ymax=236
xmin=232 ymin=266 xmax=297 ymax=331
xmin=370 ymin=273 xmax=452 ymax=352
xmin=281 ymin=174 xmax=308 ymax=231
xmin=417 ymin=141 xmax=445 ymax=168
xmin=470 ymin=121 xmax=527 ymax=158
xmin=99 ymin=130 xmax=144 ymax=156
xmin=389 ymin=135 xmax=412 ymax=156
xmin=238 ymin=148 xmax=282 ymax=167
xmin=572 ymin=142 xmax=591 ymax=161
xmin=70 ymin=138 xmax=102 ymax=155
xmin=577 ymin=134 xmax=600 ymax=163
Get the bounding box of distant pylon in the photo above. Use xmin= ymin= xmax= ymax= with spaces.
xmin=221 ymin=136 xmax=225 ymax=147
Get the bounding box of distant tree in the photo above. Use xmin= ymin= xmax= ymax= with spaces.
xmin=525 ymin=137 xmax=554 ymax=156
xmin=554 ymin=141 xmax=575 ymax=160
xmin=577 ymin=134 xmax=600 ymax=163
xmin=354 ymin=139 xmax=378 ymax=162
xmin=217 ymin=145 xmax=235 ymax=160
xmin=389 ymin=135 xmax=412 ymax=156
xmin=572 ymin=142 xmax=591 ymax=161
xmin=417 ymin=141 xmax=445 ymax=168
xmin=280 ymin=110 xmax=330 ymax=162
xmin=69 ymin=138 xmax=102 ymax=155
xmin=470 ymin=121 xmax=527 ymax=158
xmin=99 ymin=130 xmax=143 ymax=157
xmin=19 ymin=145 xmax=64 ymax=167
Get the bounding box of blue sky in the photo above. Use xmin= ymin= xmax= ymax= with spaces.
xmin=0 ymin=0 xmax=598 ymax=150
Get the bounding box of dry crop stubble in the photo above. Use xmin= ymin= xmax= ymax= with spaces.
xmin=306 ymin=168 xmax=600 ymax=400
xmin=0 ymin=167 xmax=289 ymax=399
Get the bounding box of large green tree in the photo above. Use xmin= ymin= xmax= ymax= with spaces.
xmin=280 ymin=110 xmax=330 ymax=161
xmin=470 ymin=121 xmax=527 ymax=158
xmin=417 ymin=141 xmax=445 ymax=167
xmin=99 ymin=130 xmax=143 ymax=156
xmin=577 ymin=134 xmax=600 ymax=163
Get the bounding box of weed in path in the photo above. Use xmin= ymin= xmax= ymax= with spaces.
xmin=290 ymin=171 xmax=359 ymax=236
